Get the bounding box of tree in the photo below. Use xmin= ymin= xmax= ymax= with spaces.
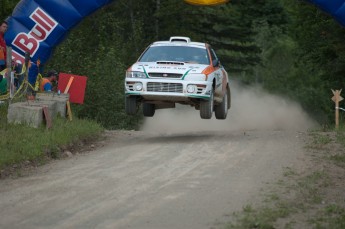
xmin=185 ymin=0 xmax=288 ymax=75
xmin=0 ymin=0 xmax=20 ymax=21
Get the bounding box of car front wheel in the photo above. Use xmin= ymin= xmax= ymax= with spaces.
xmin=125 ymin=96 xmax=138 ymax=115
xmin=215 ymin=87 xmax=228 ymax=119
xmin=200 ymin=90 xmax=214 ymax=119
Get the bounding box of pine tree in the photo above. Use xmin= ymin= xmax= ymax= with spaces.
xmin=185 ymin=0 xmax=288 ymax=75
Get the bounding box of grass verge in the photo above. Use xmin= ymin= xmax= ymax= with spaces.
xmin=221 ymin=125 xmax=345 ymax=229
xmin=0 ymin=102 xmax=104 ymax=177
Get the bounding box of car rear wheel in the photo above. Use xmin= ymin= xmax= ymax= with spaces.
xmin=200 ymin=90 xmax=214 ymax=119
xmin=143 ymin=103 xmax=155 ymax=117
xmin=215 ymin=87 xmax=228 ymax=119
xmin=125 ymin=96 xmax=138 ymax=115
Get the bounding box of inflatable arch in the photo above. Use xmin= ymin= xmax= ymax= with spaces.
xmin=5 ymin=0 xmax=114 ymax=83
xmin=4 ymin=0 xmax=345 ymax=83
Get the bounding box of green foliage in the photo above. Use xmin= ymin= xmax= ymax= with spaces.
xmin=155 ymin=0 xmax=200 ymax=40
xmin=190 ymin=2 xmax=262 ymax=73
xmin=0 ymin=0 xmax=20 ymax=21
xmin=278 ymin=0 xmax=345 ymax=124
xmin=243 ymin=0 xmax=345 ymax=124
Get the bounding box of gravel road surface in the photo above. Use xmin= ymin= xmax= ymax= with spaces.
xmin=0 ymin=129 xmax=310 ymax=229
xmin=0 ymin=83 xmax=316 ymax=229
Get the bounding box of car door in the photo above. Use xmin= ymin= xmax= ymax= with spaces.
xmin=209 ymin=48 xmax=225 ymax=97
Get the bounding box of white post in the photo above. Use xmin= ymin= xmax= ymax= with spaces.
xmin=10 ymin=71 xmax=14 ymax=99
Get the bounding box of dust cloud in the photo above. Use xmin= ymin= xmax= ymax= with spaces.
xmin=140 ymin=81 xmax=318 ymax=133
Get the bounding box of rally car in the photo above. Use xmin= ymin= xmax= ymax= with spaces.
xmin=125 ymin=36 xmax=231 ymax=119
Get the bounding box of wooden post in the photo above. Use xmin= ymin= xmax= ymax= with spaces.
xmin=331 ymin=89 xmax=344 ymax=129
xmin=66 ymin=101 xmax=72 ymax=121
xmin=64 ymin=77 xmax=74 ymax=121
xmin=24 ymin=51 xmax=30 ymax=97
xmin=6 ymin=46 xmax=11 ymax=91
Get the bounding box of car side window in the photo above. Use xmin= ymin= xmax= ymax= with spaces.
xmin=210 ymin=48 xmax=222 ymax=67
xmin=210 ymin=48 xmax=218 ymax=62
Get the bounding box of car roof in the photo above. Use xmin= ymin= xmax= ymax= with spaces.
xmin=150 ymin=36 xmax=207 ymax=49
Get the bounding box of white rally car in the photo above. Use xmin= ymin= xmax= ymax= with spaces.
xmin=125 ymin=36 xmax=231 ymax=119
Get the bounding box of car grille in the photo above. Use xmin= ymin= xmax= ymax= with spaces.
xmin=148 ymin=73 xmax=183 ymax=79
xmin=147 ymin=82 xmax=183 ymax=93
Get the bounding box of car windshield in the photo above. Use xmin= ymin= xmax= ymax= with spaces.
xmin=138 ymin=46 xmax=210 ymax=65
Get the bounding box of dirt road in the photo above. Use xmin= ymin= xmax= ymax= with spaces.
xmin=0 ymin=84 xmax=316 ymax=229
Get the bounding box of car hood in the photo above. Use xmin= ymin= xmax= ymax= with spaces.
xmin=130 ymin=62 xmax=209 ymax=75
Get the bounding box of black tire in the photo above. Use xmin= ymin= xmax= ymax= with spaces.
xmin=125 ymin=96 xmax=138 ymax=115
xmin=215 ymin=87 xmax=228 ymax=120
xmin=143 ymin=103 xmax=155 ymax=117
xmin=200 ymin=90 xmax=214 ymax=119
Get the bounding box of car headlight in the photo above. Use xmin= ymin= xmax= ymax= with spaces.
xmin=187 ymin=84 xmax=197 ymax=93
xmin=126 ymin=71 xmax=147 ymax=78
xmin=134 ymin=83 xmax=143 ymax=91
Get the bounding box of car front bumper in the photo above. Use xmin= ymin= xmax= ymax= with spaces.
xmin=125 ymin=78 xmax=213 ymax=101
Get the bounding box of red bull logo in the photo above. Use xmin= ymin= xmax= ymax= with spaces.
xmin=12 ymin=7 xmax=57 ymax=64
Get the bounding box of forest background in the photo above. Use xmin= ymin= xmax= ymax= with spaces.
xmin=1 ymin=0 xmax=344 ymax=130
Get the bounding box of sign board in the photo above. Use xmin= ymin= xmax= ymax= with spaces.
xmin=331 ymin=89 xmax=343 ymax=128
xmin=332 ymin=89 xmax=343 ymax=102
xmin=57 ymin=73 xmax=87 ymax=104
